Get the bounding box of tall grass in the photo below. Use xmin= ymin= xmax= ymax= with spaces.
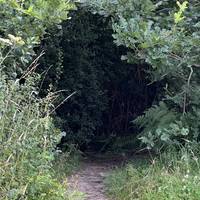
xmin=105 ymin=147 xmax=200 ymax=200
xmin=0 ymin=73 xmax=83 ymax=199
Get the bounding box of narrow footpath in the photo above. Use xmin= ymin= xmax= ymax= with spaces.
xmin=68 ymin=155 xmax=126 ymax=200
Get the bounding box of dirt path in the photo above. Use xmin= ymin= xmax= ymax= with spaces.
xmin=68 ymin=156 xmax=125 ymax=200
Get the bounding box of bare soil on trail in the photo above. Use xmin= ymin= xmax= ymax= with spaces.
xmin=68 ymin=155 xmax=127 ymax=200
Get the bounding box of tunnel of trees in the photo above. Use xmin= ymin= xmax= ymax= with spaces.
xmin=38 ymin=7 xmax=162 ymax=152
xmin=3 ymin=1 xmax=200 ymax=199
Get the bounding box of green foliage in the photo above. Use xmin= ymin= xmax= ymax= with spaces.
xmin=85 ymin=0 xmax=200 ymax=151
xmin=46 ymin=9 xmax=109 ymax=145
xmin=39 ymin=7 xmax=156 ymax=148
xmin=0 ymin=0 xmax=75 ymax=75
xmin=0 ymin=74 xmax=83 ymax=199
xmin=105 ymin=149 xmax=200 ymax=200
xmin=0 ymin=1 xmax=85 ymax=199
xmin=134 ymin=102 xmax=189 ymax=150
xmin=37 ymin=26 xmax=64 ymax=96
xmin=174 ymin=1 xmax=188 ymax=24
xmin=53 ymin=147 xmax=80 ymax=180
xmin=110 ymin=134 xmax=140 ymax=152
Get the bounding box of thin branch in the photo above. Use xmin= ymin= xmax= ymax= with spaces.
xmin=183 ymin=66 xmax=193 ymax=115
xmin=49 ymin=91 xmax=77 ymax=115
xmin=47 ymin=89 xmax=69 ymax=97
xmin=0 ymin=46 xmax=15 ymax=68
xmin=38 ymin=65 xmax=53 ymax=94
xmin=20 ymin=51 xmax=45 ymax=79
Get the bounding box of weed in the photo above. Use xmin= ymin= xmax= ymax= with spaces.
xmin=105 ymin=149 xmax=200 ymax=200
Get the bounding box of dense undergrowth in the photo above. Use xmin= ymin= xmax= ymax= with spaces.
xmin=37 ymin=0 xmax=200 ymax=154
xmin=0 ymin=74 xmax=83 ymax=199
xmin=105 ymin=147 xmax=200 ymax=200
xmin=1 ymin=0 xmax=200 ymax=199
xmin=84 ymin=0 xmax=200 ymax=152
xmin=38 ymin=7 xmax=158 ymax=149
xmin=0 ymin=1 xmax=84 ymax=199
xmin=77 ymin=3 xmax=200 ymax=199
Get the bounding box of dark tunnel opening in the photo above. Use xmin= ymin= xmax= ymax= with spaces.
xmin=38 ymin=8 xmax=163 ymax=153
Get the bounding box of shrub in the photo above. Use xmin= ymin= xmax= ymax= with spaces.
xmin=0 ymin=73 xmax=84 ymax=199
xmin=0 ymin=0 xmax=75 ymax=75
xmin=37 ymin=7 xmax=158 ymax=148
xmin=85 ymin=0 xmax=200 ymax=151
xmin=0 ymin=1 xmax=84 ymax=199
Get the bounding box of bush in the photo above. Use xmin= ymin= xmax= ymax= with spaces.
xmin=0 ymin=0 xmax=75 ymax=75
xmin=0 ymin=73 xmax=83 ymax=200
xmin=0 ymin=1 xmax=84 ymax=199
xmin=38 ymin=7 xmax=158 ymax=149
xmin=84 ymin=0 xmax=200 ymax=151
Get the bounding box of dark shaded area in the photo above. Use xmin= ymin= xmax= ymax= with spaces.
xmin=38 ymin=8 xmax=161 ymax=152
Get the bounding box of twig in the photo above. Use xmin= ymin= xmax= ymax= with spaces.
xmin=0 ymin=46 xmax=15 ymax=68
xmin=183 ymin=66 xmax=193 ymax=115
xmin=49 ymin=91 xmax=77 ymax=115
xmin=38 ymin=65 xmax=53 ymax=94
xmin=20 ymin=51 xmax=45 ymax=79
